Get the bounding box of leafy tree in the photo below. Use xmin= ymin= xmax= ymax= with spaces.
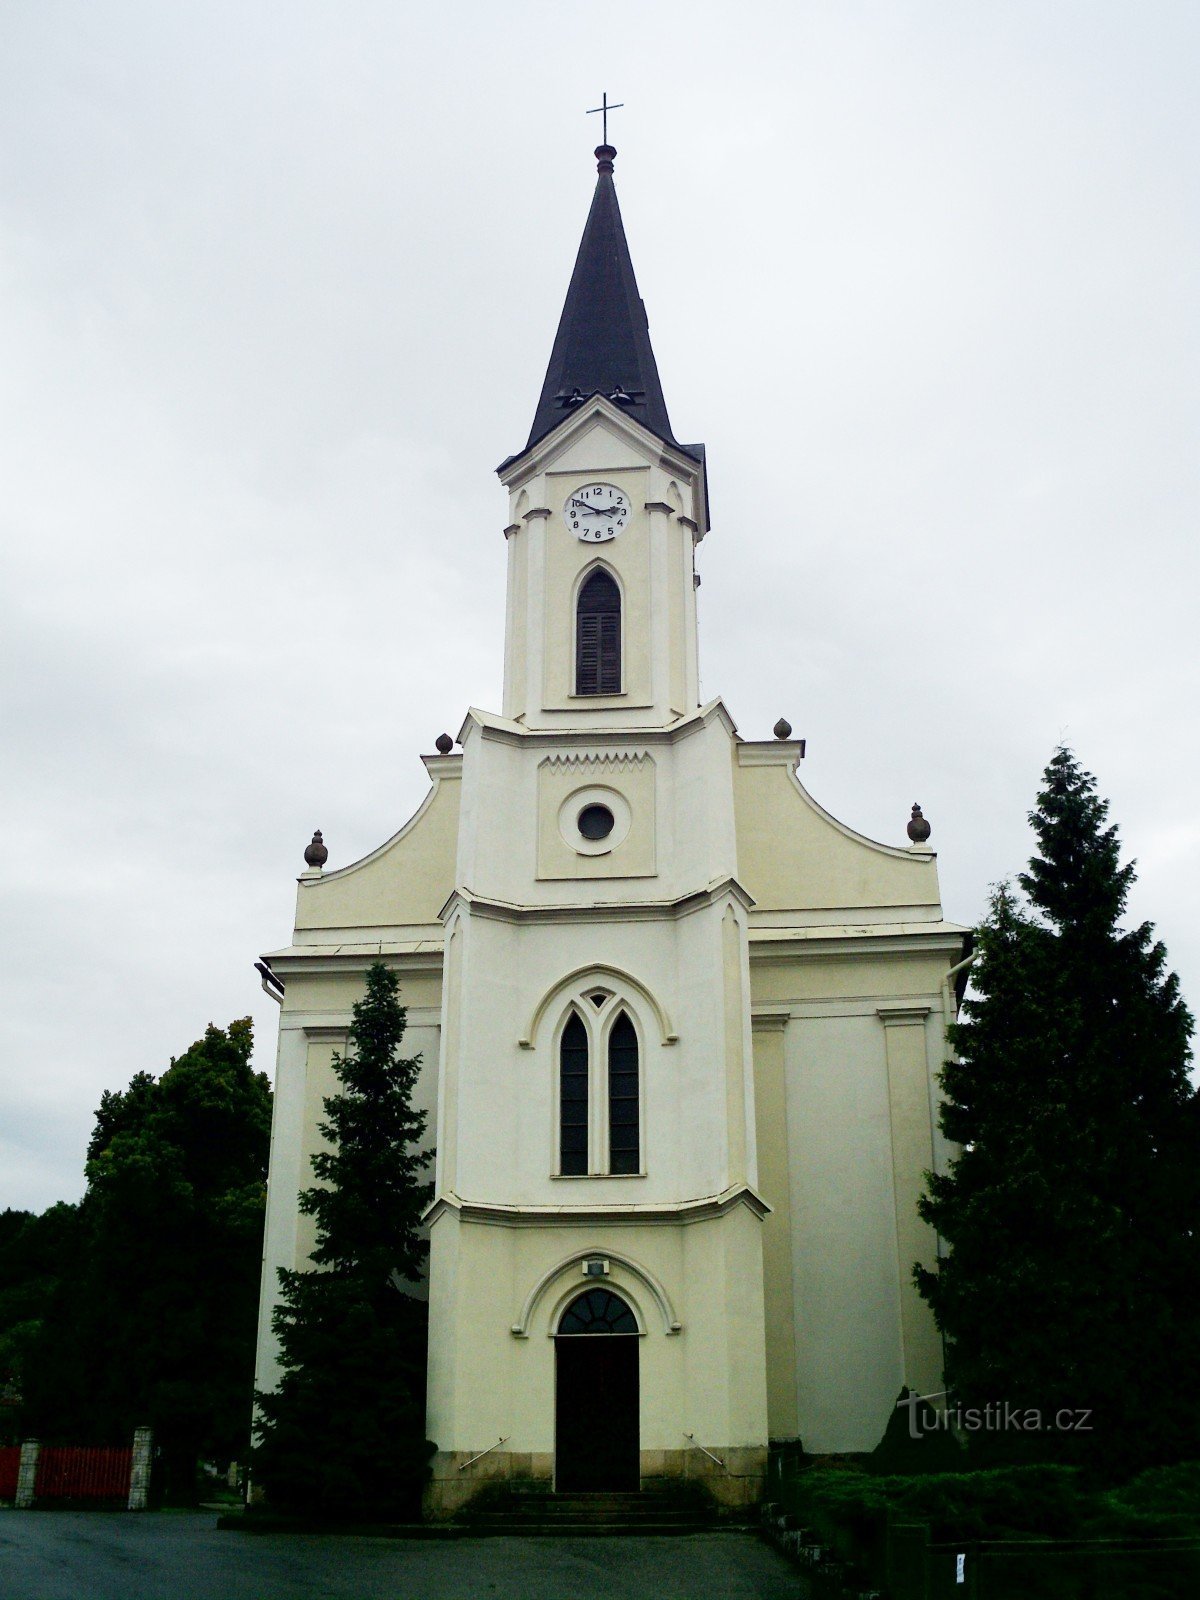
xmin=24 ymin=1019 xmax=271 ymax=1498
xmin=0 ymin=1204 xmax=81 ymax=1442
xmin=253 ymin=962 xmax=435 ymax=1518
xmin=916 ymin=749 xmax=1199 ymax=1474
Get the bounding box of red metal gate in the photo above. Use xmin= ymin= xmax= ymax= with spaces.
xmin=34 ymin=1446 xmax=132 ymax=1501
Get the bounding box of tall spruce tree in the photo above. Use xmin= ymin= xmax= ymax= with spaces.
xmin=253 ymin=962 xmax=435 ymax=1518
xmin=916 ymin=749 xmax=1199 ymax=1474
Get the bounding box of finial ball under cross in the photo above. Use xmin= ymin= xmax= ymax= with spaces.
xmin=587 ymin=91 xmax=624 ymax=149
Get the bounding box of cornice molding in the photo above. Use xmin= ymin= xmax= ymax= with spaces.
xmin=261 ymin=946 xmax=445 ymax=977
xmin=737 ymin=740 xmax=806 ymax=767
xmin=424 ymin=1183 xmax=771 ymax=1232
xmin=750 ymin=1006 xmax=791 ymax=1034
xmin=440 ymin=875 xmax=755 ymax=928
xmin=421 ymin=753 xmax=462 ymax=779
xmin=461 ymin=696 xmax=738 ymax=751
xmin=876 ymin=1001 xmax=934 ymax=1026
xmin=749 ymin=928 xmax=968 ymax=965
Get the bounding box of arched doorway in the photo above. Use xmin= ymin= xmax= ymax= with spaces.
xmin=554 ymin=1287 xmax=640 ymax=1492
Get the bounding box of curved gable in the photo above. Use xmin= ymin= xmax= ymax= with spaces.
xmin=294 ymin=757 xmax=461 ymax=932
xmin=734 ymin=749 xmax=941 ymax=915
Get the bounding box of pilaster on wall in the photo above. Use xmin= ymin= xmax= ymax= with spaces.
xmin=722 ymin=907 xmax=748 ymax=1187
xmin=878 ymin=1004 xmax=943 ymax=1399
xmin=751 ymin=1008 xmax=799 ymax=1440
xmin=437 ymin=923 xmax=463 ymax=1194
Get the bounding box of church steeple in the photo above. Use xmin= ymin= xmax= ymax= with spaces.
xmin=497 ymin=139 xmax=708 ymax=730
xmin=524 ymin=145 xmax=679 ymax=456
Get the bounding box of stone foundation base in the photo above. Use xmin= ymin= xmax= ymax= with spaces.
xmin=424 ymin=1445 xmax=767 ymax=1520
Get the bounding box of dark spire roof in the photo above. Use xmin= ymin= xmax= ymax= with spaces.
xmin=523 ymin=145 xmax=685 ymax=457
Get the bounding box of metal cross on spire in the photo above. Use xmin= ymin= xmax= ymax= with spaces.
xmin=586 ymin=91 xmax=624 ymax=146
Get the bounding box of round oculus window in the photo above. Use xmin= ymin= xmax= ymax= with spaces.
xmin=577 ymin=803 xmax=615 ymax=841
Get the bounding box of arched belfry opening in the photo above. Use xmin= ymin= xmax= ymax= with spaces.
xmin=554 ymin=1287 xmax=640 ymax=1492
xmin=576 ymin=567 xmax=621 ymax=695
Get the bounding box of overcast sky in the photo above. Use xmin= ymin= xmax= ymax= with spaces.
xmin=3 ymin=1 xmax=1197 ymax=1213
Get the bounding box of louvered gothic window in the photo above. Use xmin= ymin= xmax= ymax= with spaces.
xmin=560 ymin=1012 xmax=589 ymax=1175
xmin=607 ymin=1012 xmax=640 ymax=1174
xmin=576 ymin=568 xmax=621 ymax=695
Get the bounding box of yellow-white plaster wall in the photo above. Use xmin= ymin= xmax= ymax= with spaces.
xmin=424 ymin=1204 xmax=767 ymax=1467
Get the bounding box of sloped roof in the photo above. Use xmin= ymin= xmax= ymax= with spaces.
xmin=520 ymin=145 xmax=689 ymax=460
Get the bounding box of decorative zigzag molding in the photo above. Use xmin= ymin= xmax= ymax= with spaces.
xmin=538 ymin=751 xmax=653 ymax=770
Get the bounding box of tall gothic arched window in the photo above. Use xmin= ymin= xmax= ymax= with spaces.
xmin=607 ymin=1011 xmax=640 ymax=1174
xmin=576 ymin=568 xmax=621 ymax=695
xmin=559 ymin=1012 xmax=589 ymax=1175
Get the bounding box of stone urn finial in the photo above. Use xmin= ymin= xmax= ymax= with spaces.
xmin=907 ymin=804 xmax=931 ymax=844
xmin=773 ymin=717 xmax=793 ymax=740
xmin=304 ymin=829 xmax=329 ymax=868
xmin=435 ymin=732 xmax=453 ymax=754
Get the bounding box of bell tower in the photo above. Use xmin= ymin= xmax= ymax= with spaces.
xmin=423 ymin=140 xmax=770 ymax=1514
xmin=497 ymin=145 xmax=710 ymax=731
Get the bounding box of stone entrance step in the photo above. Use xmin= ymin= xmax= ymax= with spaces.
xmin=454 ymin=1483 xmax=732 ymax=1537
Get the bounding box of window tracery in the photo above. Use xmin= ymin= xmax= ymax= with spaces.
xmin=555 ymin=991 xmax=644 ymax=1176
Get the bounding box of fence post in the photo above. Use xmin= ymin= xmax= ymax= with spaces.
xmin=127 ymin=1427 xmax=153 ymax=1511
xmin=14 ymin=1439 xmax=40 ymax=1509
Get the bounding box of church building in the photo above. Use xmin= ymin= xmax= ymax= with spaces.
xmin=254 ymin=140 xmax=969 ymax=1515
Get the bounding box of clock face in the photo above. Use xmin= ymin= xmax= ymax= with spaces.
xmin=563 ymin=482 xmax=630 ymax=542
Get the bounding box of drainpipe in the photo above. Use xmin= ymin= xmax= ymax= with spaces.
xmin=931 ymin=940 xmax=978 ymax=1281
xmin=941 ymin=938 xmax=977 ymax=1026
xmin=255 ymin=960 xmax=284 ymax=1005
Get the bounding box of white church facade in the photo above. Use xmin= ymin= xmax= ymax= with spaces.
xmin=254 ymin=142 xmax=969 ymax=1514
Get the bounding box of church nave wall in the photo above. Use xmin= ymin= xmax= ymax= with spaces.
xmin=749 ymin=972 xmax=953 ymax=1453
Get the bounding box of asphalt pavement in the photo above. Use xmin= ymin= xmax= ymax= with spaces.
xmin=0 ymin=1510 xmax=805 ymax=1599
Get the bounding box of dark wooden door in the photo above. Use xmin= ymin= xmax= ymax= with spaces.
xmin=554 ymin=1335 xmax=639 ymax=1491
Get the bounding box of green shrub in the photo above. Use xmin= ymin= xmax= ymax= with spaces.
xmin=1092 ymin=1461 xmax=1200 ymax=1539
xmin=890 ymin=1464 xmax=1083 ymax=1540
xmin=790 ymin=1462 xmax=1085 ymax=1544
xmin=778 ymin=1455 xmax=1200 ymax=1554
xmin=1110 ymin=1461 xmax=1200 ymax=1519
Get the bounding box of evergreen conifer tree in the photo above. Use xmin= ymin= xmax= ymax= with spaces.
xmin=916 ymin=749 xmax=1198 ymax=1474
xmin=253 ymin=962 xmax=435 ymax=1518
